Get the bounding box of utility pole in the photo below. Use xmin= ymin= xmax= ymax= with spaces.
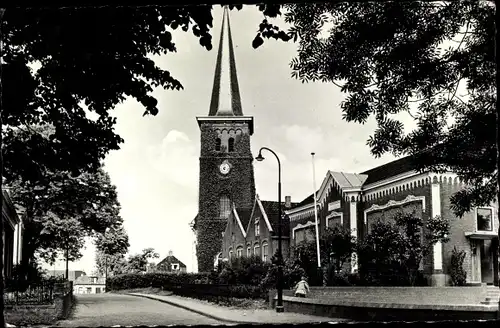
xmin=312 ymin=153 xmax=322 ymax=272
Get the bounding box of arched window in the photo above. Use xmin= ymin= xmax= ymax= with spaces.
xmin=228 ymin=137 xmax=235 ymax=152
xmin=215 ymin=138 xmax=221 ymax=151
xmin=262 ymin=242 xmax=269 ymax=262
xmin=219 ymin=195 xmax=231 ymax=220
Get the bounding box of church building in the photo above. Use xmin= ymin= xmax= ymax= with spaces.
xmin=194 ymin=7 xmax=256 ymax=272
xmin=193 ymin=7 xmax=298 ymax=271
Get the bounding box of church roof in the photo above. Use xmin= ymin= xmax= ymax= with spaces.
xmin=236 ymin=208 xmax=253 ymax=233
xmin=208 ymin=6 xmax=243 ymax=117
xmin=260 ymin=200 xmax=298 ymax=237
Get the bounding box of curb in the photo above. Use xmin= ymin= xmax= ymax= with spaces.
xmin=126 ymin=293 xmax=256 ymax=325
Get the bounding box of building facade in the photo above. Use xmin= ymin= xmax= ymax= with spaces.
xmin=73 ymin=275 xmax=106 ymax=294
xmin=221 ymin=195 xmax=296 ymax=263
xmin=2 ymin=190 xmax=23 ymax=280
xmin=156 ymin=251 xmax=187 ymax=273
xmin=286 ymin=156 xmax=499 ymax=286
xmin=194 ymin=7 xmax=256 ymax=272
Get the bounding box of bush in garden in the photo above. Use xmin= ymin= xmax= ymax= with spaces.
xmin=106 ymin=272 xmax=215 ymax=291
xmin=260 ymin=254 xmax=306 ymax=291
xmin=216 ymin=255 xmax=268 ymax=285
xmin=450 ymin=247 xmax=467 ymax=286
xmin=358 ymin=212 xmax=450 ymax=286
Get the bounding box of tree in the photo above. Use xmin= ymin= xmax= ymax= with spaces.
xmin=322 ymin=226 xmax=357 ymax=273
xmin=95 ymin=251 xmax=128 ymax=277
xmin=6 ymin=156 xmax=126 ymax=278
xmin=123 ymin=248 xmax=160 ymax=274
xmin=358 ymin=212 xmax=450 ymax=286
xmin=94 ymin=225 xmax=130 ymax=277
xmin=254 ymin=1 xmax=497 ymax=224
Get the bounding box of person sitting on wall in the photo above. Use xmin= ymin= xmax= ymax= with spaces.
xmin=294 ymin=276 xmax=310 ymax=298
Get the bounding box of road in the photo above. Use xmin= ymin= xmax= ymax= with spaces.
xmin=56 ymin=293 xmax=223 ymax=327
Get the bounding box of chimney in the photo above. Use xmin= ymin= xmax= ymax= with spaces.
xmin=168 ymin=250 xmax=173 ymax=256
xmin=285 ymin=196 xmax=291 ymax=209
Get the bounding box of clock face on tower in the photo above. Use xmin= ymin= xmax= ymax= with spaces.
xmin=219 ymin=162 xmax=230 ymax=175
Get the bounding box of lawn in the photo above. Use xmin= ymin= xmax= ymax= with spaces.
xmin=112 ymin=287 xmax=268 ymax=310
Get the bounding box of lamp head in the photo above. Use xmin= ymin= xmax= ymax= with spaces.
xmin=255 ymin=153 xmax=265 ymax=162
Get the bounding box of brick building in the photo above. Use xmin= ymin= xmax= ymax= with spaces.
xmin=156 ymin=251 xmax=187 ymax=273
xmin=221 ymin=195 xmax=297 ymax=263
xmin=286 ymin=156 xmax=499 ymax=286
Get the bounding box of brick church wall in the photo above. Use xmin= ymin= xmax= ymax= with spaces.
xmin=197 ymin=123 xmax=256 ymax=272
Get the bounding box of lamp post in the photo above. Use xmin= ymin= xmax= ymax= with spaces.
xmin=255 ymin=146 xmax=284 ymax=313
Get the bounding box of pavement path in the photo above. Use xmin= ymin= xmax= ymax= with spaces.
xmin=128 ymin=292 xmax=348 ymax=324
xmin=56 ymin=293 xmax=223 ymax=327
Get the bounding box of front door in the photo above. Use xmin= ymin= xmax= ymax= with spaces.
xmin=480 ymin=240 xmax=494 ymax=284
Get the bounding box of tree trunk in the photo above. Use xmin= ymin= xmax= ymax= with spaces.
xmin=493 ymin=77 xmax=500 ymax=319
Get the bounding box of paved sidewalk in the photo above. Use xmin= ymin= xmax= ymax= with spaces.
xmin=128 ymin=293 xmax=348 ymax=324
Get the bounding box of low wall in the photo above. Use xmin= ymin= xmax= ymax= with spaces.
xmin=281 ymin=296 xmax=498 ymax=321
xmin=275 ymin=286 xmax=498 ymax=321
xmin=283 ymin=285 xmax=489 ymax=305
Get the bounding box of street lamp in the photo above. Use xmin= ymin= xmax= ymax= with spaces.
xmin=255 ymin=147 xmax=284 ymax=313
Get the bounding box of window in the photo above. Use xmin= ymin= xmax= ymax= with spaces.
xmin=237 ymin=247 xmax=243 ymax=257
xmin=219 ymin=196 xmax=231 ymax=220
xmin=254 ymin=218 xmax=260 ymax=236
xmin=96 ymin=287 xmax=101 ymax=294
xmin=477 ymin=208 xmax=493 ymax=231
xmin=254 ymin=244 xmax=260 ymax=257
xmin=172 ymin=263 xmax=179 ymax=271
xmin=228 ymin=137 xmax=235 ymax=152
xmin=247 ymin=247 xmax=251 ymax=257
xmin=262 ymin=243 xmax=269 ymax=262
xmin=87 ymin=287 xmax=92 ymax=294
xmin=229 ymin=250 xmax=233 ymax=258
xmin=215 ymin=138 xmax=221 ymax=151
xmin=231 ymin=233 xmax=235 ymax=243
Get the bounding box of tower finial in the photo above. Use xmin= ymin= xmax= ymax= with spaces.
xmin=208 ymin=6 xmax=243 ymax=116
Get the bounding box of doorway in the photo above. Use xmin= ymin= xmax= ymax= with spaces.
xmin=480 ymin=240 xmax=494 ymax=284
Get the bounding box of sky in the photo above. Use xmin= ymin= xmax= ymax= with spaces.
xmin=42 ymin=5 xmax=420 ymax=275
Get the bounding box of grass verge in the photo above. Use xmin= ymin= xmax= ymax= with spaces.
xmin=113 ymin=287 xmax=268 ymax=310
xmin=4 ymin=306 xmax=57 ymax=326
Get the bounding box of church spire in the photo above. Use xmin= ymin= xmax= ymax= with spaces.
xmin=208 ymin=6 xmax=243 ymax=116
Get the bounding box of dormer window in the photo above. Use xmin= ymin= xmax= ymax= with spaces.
xmin=228 ymin=137 xmax=235 ymax=152
xmin=254 ymin=218 xmax=260 ymax=236
xmin=215 ymin=138 xmax=221 ymax=151
xmin=477 ymin=208 xmax=493 ymax=231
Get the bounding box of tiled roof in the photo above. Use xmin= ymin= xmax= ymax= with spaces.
xmin=329 ymin=171 xmax=368 ymax=188
xmin=260 ymin=200 xmax=298 ymax=237
xmin=360 ymin=155 xmax=418 ymax=185
xmin=236 ymin=208 xmax=253 ymax=232
xmin=295 ymin=190 xmax=319 ymax=207
xmin=74 ymin=275 xmax=106 ymax=285
xmin=157 ymin=255 xmax=187 ymax=268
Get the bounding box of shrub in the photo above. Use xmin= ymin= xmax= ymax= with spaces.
xmin=450 ymin=247 xmax=467 ymax=286
xmin=218 ymin=255 xmax=267 ymax=285
xmin=260 ymin=256 xmax=306 ymax=291
xmin=107 ymin=272 xmax=215 ymax=291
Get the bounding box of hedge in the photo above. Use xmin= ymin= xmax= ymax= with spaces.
xmin=107 ymin=272 xmax=217 ymax=291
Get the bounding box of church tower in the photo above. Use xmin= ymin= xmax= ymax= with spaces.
xmin=195 ymin=7 xmax=256 ymax=272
